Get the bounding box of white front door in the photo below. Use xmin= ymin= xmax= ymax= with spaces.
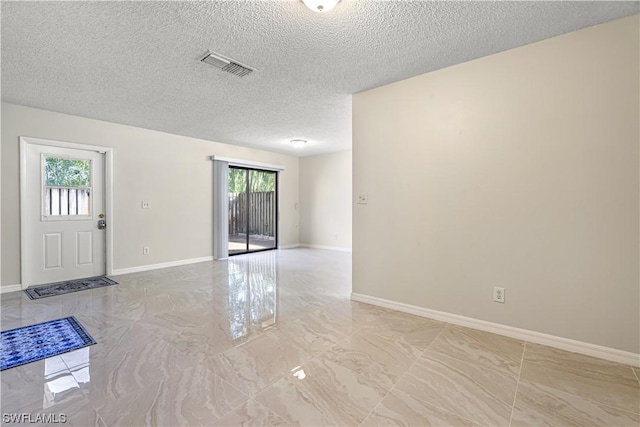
xmin=23 ymin=143 xmax=106 ymax=286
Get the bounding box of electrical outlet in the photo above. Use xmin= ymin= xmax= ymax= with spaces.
xmin=357 ymin=194 xmax=368 ymax=204
xmin=493 ymin=287 xmax=505 ymax=303
xmin=142 ymin=200 xmax=151 ymax=209
xmin=143 ymin=246 xmax=150 ymax=255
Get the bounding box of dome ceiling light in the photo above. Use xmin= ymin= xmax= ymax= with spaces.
xmin=290 ymin=139 xmax=308 ymax=148
xmin=301 ymin=0 xmax=340 ymax=13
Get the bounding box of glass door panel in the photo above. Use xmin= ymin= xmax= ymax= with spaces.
xmin=228 ymin=167 xmax=248 ymax=255
xmin=248 ymin=170 xmax=277 ymax=251
xmin=228 ymin=167 xmax=277 ymax=255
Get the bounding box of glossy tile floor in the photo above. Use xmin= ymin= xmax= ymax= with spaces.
xmin=1 ymin=249 xmax=638 ymax=426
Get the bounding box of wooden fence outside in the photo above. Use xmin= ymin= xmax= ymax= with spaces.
xmin=45 ymin=187 xmax=91 ymax=216
xmin=229 ymin=191 xmax=276 ymax=238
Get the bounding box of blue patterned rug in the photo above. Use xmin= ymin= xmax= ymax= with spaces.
xmin=1 ymin=316 xmax=96 ymax=371
xmin=24 ymin=276 xmax=118 ymax=300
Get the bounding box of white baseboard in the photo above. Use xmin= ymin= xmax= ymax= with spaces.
xmin=1 ymin=284 xmax=23 ymax=294
xmin=351 ymin=292 xmax=639 ymax=367
xmin=277 ymin=243 xmax=352 ymax=252
xmin=278 ymin=244 xmax=300 ymax=249
xmin=112 ymin=256 xmax=214 ymax=275
xmin=299 ymin=243 xmax=352 ymax=253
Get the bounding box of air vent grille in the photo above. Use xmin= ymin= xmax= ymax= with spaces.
xmin=222 ymin=62 xmax=253 ymax=77
xmin=201 ymin=54 xmax=229 ymax=69
xmin=200 ymin=51 xmax=254 ymax=78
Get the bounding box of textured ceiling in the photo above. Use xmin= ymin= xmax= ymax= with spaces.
xmin=1 ymin=1 xmax=638 ymax=157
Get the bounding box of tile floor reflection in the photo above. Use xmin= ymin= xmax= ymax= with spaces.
xmin=227 ymin=256 xmax=278 ymax=340
xmin=1 ymin=249 xmax=638 ymax=426
xmin=43 ymin=348 xmax=91 ymax=410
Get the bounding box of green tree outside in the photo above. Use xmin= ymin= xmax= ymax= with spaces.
xmin=228 ymin=169 xmax=276 ymax=193
xmin=45 ymin=157 xmax=91 ymax=187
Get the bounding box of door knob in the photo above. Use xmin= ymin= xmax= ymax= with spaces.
xmin=98 ymin=219 xmax=107 ymax=230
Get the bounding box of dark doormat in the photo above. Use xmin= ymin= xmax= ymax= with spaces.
xmin=24 ymin=276 xmax=118 ymax=300
xmin=1 ymin=316 xmax=96 ymax=370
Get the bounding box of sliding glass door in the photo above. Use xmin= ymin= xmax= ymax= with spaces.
xmin=228 ymin=167 xmax=277 ymax=255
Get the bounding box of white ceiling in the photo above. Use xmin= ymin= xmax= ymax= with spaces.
xmin=1 ymin=1 xmax=638 ymax=157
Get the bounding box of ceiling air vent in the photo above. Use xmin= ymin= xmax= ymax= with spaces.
xmin=200 ymin=51 xmax=254 ymax=78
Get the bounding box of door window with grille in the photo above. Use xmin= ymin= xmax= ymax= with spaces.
xmin=42 ymin=155 xmax=92 ymax=219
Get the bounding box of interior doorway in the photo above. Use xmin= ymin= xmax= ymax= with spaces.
xmin=228 ymin=167 xmax=278 ymax=255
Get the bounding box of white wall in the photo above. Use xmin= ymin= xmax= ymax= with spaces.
xmin=1 ymin=103 xmax=300 ymax=287
xmin=353 ymin=15 xmax=639 ymax=353
xmin=299 ymin=151 xmax=352 ymax=249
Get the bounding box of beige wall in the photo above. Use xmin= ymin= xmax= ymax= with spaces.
xmin=1 ymin=103 xmax=300 ymax=286
xmin=353 ymin=16 xmax=639 ymax=353
xmin=299 ymin=151 xmax=352 ymax=249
